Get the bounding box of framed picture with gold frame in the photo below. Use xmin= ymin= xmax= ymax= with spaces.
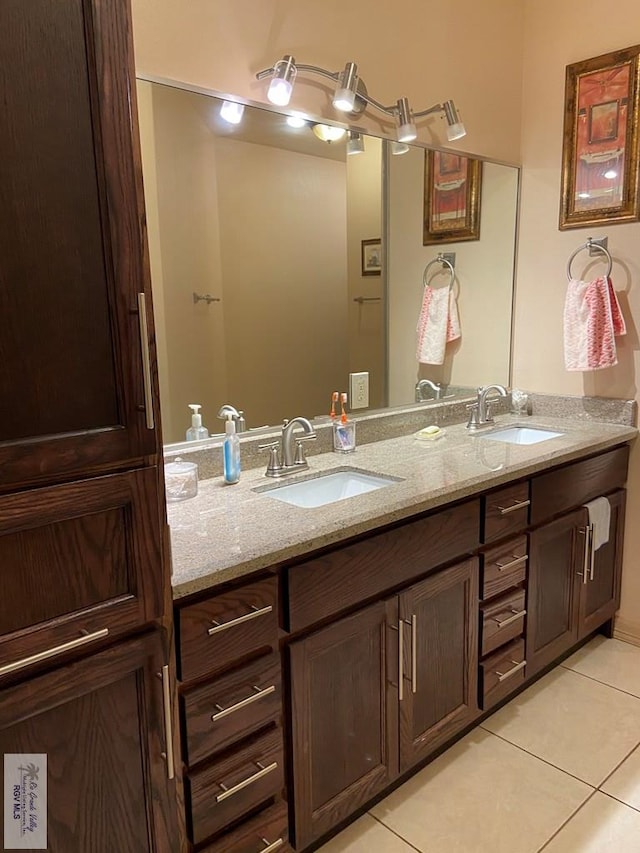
xmin=559 ymin=45 xmax=640 ymax=230
xmin=423 ymin=151 xmax=482 ymax=245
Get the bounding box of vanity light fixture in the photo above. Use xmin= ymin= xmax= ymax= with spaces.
xmin=346 ymin=131 xmax=365 ymax=155
xmin=256 ymin=55 xmax=466 ymax=142
xmin=219 ymin=100 xmax=245 ymax=125
xmin=312 ymin=123 xmax=347 ymax=143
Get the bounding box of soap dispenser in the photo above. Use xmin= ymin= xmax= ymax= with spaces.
xmin=223 ymin=413 xmax=241 ymax=484
xmin=186 ymin=404 xmax=209 ymax=441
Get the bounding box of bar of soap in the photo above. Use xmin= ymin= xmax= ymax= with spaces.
xmin=415 ymin=425 xmax=444 ymax=441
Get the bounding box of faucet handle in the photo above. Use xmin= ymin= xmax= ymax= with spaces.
xmin=259 ymin=441 xmax=282 ymax=476
xmin=294 ymin=433 xmax=316 ymax=465
xmin=466 ymin=403 xmax=480 ymax=430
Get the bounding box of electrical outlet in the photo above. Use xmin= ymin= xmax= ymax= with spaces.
xmin=349 ymin=371 xmax=369 ymax=409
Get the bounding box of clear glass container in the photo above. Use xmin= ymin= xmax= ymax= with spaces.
xmin=333 ymin=419 xmax=356 ymax=453
xmin=164 ymin=457 xmax=198 ymax=502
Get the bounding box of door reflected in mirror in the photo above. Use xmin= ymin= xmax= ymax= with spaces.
xmin=136 ymin=79 xmax=519 ymax=446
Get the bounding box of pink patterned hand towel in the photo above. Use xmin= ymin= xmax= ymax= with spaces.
xmin=563 ymin=276 xmax=626 ymax=371
xmin=416 ymin=287 xmax=461 ymax=365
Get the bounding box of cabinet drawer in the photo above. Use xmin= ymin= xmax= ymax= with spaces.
xmin=483 ymin=481 xmax=530 ymax=543
xmin=0 ymin=468 xmax=162 ymax=681
xmin=178 ymin=578 xmax=278 ymax=682
xmin=531 ymin=445 xmax=629 ymax=525
xmin=288 ymin=499 xmax=480 ymax=631
xmin=183 ymin=652 xmax=282 ymax=766
xmin=186 ymin=727 xmax=284 ymax=845
xmin=480 ymin=588 xmax=526 ymax=656
xmin=480 ymin=638 xmax=526 ymax=710
xmin=198 ymin=798 xmax=291 ymax=853
xmin=481 ymin=536 xmax=527 ymax=601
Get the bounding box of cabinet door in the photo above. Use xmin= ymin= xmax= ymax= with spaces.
xmin=0 ymin=631 xmax=177 ymax=852
xmin=578 ymin=490 xmax=626 ymax=639
xmin=398 ymin=559 xmax=479 ymax=773
xmin=289 ymin=599 xmax=398 ymax=849
xmin=0 ymin=468 xmax=163 ymax=678
xmin=0 ymin=0 xmax=158 ymax=490
xmin=527 ymin=511 xmax=581 ymax=675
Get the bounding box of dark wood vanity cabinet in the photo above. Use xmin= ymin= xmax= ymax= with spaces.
xmin=0 ymin=0 xmax=159 ymax=491
xmin=289 ymin=557 xmax=480 ymax=849
xmin=527 ymin=489 xmax=625 ymax=675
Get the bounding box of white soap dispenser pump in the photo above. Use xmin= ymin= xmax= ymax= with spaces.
xmin=186 ymin=404 xmax=209 ymax=441
xmin=223 ymin=413 xmax=241 ymax=484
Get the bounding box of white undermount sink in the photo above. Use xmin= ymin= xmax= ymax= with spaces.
xmin=483 ymin=426 xmax=564 ymax=445
xmin=257 ymin=469 xmax=400 ymax=509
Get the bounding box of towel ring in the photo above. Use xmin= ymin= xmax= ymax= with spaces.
xmin=566 ymin=240 xmax=613 ymax=282
xmin=423 ymin=254 xmax=455 ymax=290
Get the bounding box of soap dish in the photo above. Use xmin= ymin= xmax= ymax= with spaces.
xmin=414 ymin=426 xmax=445 ymax=442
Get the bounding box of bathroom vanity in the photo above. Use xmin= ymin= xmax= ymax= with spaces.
xmin=168 ymin=415 xmax=634 ymax=852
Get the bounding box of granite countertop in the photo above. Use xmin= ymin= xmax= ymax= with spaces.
xmin=168 ymin=414 xmax=637 ymax=600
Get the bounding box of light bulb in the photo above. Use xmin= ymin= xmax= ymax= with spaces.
xmin=347 ymin=132 xmax=365 ymax=154
xmin=332 ymin=62 xmax=359 ymax=112
xmin=268 ymin=77 xmax=294 ymax=106
xmin=390 ymin=141 xmax=409 ymax=155
xmin=286 ymin=112 xmax=307 ymax=128
xmin=446 ymin=122 xmax=466 ymax=141
xmin=397 ymin=122 xmax=417 ymax=142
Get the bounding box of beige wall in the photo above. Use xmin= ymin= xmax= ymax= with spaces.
xmin=516 ymin=0 xmax=640 ymax=641
xmin=130 ymin=0 xmax=524 ymax=165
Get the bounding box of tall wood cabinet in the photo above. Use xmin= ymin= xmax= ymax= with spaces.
xmin=0 ymin=0 xmax=177 ymax=849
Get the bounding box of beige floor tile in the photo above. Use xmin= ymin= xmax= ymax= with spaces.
xmin=602 ymin=744 xmax=640 ymax=811
xmin=481 ymin=666 xmax=640 ymax=785
xmin=543 ymin=792 xmax=640 ymax=852
xmin=370 ymin=728 xmax=591 ymax=853
xmin=316 ymin=814 xmax=415 ymax=853
xmin=563 ymin=636 xmax=640 ymax=697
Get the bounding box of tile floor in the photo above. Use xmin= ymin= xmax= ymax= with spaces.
xmin=317 ymin=636 xmax=640 ymax=852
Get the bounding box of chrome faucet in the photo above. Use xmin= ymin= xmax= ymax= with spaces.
xmin=217 ymin=404 xmax=246 ymax=432
xmin=260 ymin=417 xmax=317 ymax=477
xmin=415 ymin=379 xmax=441 ymax=402
xmin=466 ymin=384 xmax=508 ymax=430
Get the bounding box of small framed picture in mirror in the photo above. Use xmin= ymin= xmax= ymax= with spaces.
xmin=423 ymin=151 xmax=482 ymax=244
xmin=361 ymin=238 xmax=382 ymax=275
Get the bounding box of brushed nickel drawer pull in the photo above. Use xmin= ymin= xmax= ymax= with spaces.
xmin=494 ymin=608 xmax=527 ymax=628
xmin=495 ymin=554 xmax=528 ymax=572
xmin=215 ymin=760 xmax=278 ymax=803
xmin=411 ymin=614 xmax=417 ymax=694
xmin=496 ymin=498 xmax=530 ymax=515
xmin=588 ymin=523 xmax=595 ymax=582
xmin=0 ymin=628 xmax=109 ymax=677
xmin=211 ymin=684 xmax=276 ymax=721
xmin=159 ymin=664 xmax=176 ymax=780
xmin=495 ymin=659 xmax=526 ymax=682
xmin=207 ymin=604 xmax=273 ymax=636
xmin=137 ymin=292 xmax=155 ymax=430
xmin=398 ymin=620 xmax=404 ymax=701
xmin=261 ymin=838 xmax=284 ymax=853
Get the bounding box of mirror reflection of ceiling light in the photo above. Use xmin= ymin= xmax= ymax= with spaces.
xmin=390 ymin=141 xmax=410 ymax=155
xmin=578 ymin=192 xmax=591 ymax=199
xmin=220 ymin=100 xmax=245 ymax=125
xmin=604 ymin=169 xmax=618 ymax=179
xmin=286 ymin=112 xmax=307 ymax=128
xmin=312 ymin=123 xmax=347 ymax=143
xmin=346 ymin=131 xmax=365 ymax=155
xmin=256 ymin=55 xmax=466 ymax=142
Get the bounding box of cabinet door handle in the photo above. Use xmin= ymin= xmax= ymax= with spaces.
xmin=159 ymin=664 xmax=175 ymax=780
xmin=211 ymin=684 xmax=276 ymax=721
xmin=495 ymin=554 xmax=528 ymax=572
xmin=398 ymin=619 xmax=404 ymax=701
xmin=496 ymin=499 xmax=530 ymax=515
xmin=260 ymin=839 xmax=284 ymax=853
xmin=578 ymin=525 xmax=591 ymax=585
xmin=215 ymin=760 xmax=278 ymax=803
xmin=495 ymin=659 xmax=526 ymax=682
xmin=411 ymin=614 xmax=417 ymax=694
xmin=0 ymin=628 xmax=109 ymax=678
xmin=207 ymin=604 xmax=273 ymax=636
xmin=137 ymin=292 xmax=155 ymax=430
xmin=494 ymin=608 xmax=526 ymax=628
xmin=588 ymin=523 xmax=595 ymax=581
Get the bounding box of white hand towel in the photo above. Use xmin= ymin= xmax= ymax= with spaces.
xmin=416 ymin=287 xmax=461 ymax=365
xmin=584 ymin=496 xmax=611 ymax=551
